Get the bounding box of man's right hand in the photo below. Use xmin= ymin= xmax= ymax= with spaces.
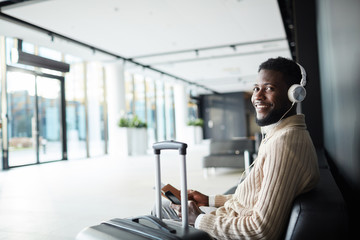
xmin=187 ymin=190 xmax=209 ymax=206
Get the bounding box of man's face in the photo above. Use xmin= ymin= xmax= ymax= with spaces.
xmin=251 ymin=69 xmax=292 ymax=126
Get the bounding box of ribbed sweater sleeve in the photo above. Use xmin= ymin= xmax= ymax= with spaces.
xmin=197 ymin=115 xmax=320 ymax=240
xmin=213 ymin=194 xmax=233 ymax=207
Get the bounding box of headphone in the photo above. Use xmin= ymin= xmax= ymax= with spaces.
xmin=288 ymin=63 xmax=307 ymax=103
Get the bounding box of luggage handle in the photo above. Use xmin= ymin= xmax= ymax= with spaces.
xmin=131 ymin=215 xmax=176 ymax=234
xmin=152 ymin=140 xmax=189 ymax=230
xmin=153 ymin=140 xmax=187 ymax=155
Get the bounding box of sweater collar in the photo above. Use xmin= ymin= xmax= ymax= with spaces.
xmin=260 ymin=114 xmax=306 ymax=141
xmin=261 ymin=122 xmax=278 ymax=136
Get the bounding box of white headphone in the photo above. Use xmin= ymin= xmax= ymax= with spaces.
xmin=288 ymin=63 xmax=307 ymax=103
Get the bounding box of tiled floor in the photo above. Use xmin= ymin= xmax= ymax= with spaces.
xmin=0 ymin=141 xmax=243 ymax=240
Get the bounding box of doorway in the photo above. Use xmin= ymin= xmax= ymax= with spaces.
xmin=201 ymin=92 xmax=250 ymax=140
xmin=6 ymin=68 xmax=66 ymax=167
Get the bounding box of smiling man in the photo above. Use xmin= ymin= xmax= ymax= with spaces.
xmin=253 ymin=69 xmax=293 ymax=126
xmin=165 ymin=57 xmax=320 ymax=240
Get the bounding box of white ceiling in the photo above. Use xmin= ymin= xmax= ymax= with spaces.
xmin=0 ymin=0 xmax=291 ymax=94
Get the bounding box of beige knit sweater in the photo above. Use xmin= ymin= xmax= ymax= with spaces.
xmin=198 ymin=114 xmax=320 ymax=240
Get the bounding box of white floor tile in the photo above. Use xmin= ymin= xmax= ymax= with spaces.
xmin=0 ymin=142 xmax=243 ymax=239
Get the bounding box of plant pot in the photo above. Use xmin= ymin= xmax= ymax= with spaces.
xmin=185 ymin=126 xmax=203 ymax=145
xmin=119 ymin=127 xmax=148 ymax=156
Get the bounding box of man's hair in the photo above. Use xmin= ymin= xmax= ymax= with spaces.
xmin=258 ymin=57 xmax=303 ymax=87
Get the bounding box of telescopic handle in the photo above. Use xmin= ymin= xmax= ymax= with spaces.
xmin=153 ymin=140 xmax=187 ymax=155
xmin=152 ymin=140 xmax=189 ymax=229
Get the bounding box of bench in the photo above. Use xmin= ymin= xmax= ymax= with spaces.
xmin=224 ymin=149 xmax=349 ymax=239
xmin=202 ymin=138 xmax=255 ymax=176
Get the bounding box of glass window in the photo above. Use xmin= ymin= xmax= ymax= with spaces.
xmin=124 ymin=72 xmax=134 ymax=115
xmin=3 ymin=37 xmax=109 ymax=166
xmin=99 ymin=67 xmax=107 ymax=154
xmin=37 ymin=76 xmax=63 ymax=162
xmin=38 ymin=46 xmax=62 ymax=61
xmin=86 ymin=62 xmax=106 ymax=157
xmin=7 ymin=71 xmax=37 ymax=166
xmin=145 ymin=77 xmax=156 ymax=146
xmin=65 ymin=54 xmax=82 ymax=64
xmin=22 ymin=41 xmax=35 ymax=54
xmin=5 ymin=37 xmax=14 ymax=64
xmin=165 ymin=84 xmax=175 ymax=140
xmin=65 ymin=62 xmax=87 ymax=159
xmin=188 ymin=100 xmax=199 ymax=121
xmin=134 ymin=74 xmax=146 ymax=121
xmin=156 ymin=80 xmax=166 ymax=141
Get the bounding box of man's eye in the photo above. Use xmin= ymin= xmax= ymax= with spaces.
xmin=253 ymin=87 xmax=259 ymax=92
xmin=266 ymin=87 xmax=274 ymax=91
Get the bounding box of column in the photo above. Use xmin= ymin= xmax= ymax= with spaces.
xmin=104 ymin=61 xmax=127 ymax=156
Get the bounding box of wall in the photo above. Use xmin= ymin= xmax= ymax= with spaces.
xmin=292 ymin=0 xmax=324 ymax=149
xmin=316 ymin=0 xmax=360 ymax=230
xmin=291 ymin=0 xmax=360 ymax=232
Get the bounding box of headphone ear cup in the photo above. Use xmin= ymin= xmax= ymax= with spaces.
xmin=288 ymin=84 xmax=307 ymax=103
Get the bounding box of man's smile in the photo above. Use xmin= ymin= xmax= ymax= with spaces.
xmin=254 ymin=101 xmax=273 ymax=112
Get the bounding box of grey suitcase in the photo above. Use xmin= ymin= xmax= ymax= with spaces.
xmin=76 ymin=140 xmax=212 ymax=239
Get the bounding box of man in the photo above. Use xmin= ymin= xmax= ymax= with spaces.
xmin=171 ymin=57 xmax=320 ymax=239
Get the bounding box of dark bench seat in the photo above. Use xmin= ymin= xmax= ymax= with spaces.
xmin=202 ymin=138 xmax=255 ymax=172
xmin=224 ymin=148 xmax=349 ymax=239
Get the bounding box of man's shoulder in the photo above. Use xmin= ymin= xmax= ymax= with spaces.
xmin=267 ymin=126 xmax=311 ymax=147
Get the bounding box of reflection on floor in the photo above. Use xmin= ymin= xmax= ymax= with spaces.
xmin=0 ymin=142 xmax=243 ymax=240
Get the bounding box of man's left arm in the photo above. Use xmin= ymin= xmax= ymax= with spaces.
xmin=195 ymin=130 xmax=317 ymax=239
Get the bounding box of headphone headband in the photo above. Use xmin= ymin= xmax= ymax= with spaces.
xmin=288 ymin=62 xmax=307 ymax=103
xmin=296 ymin=63 xmax=307 ymax=86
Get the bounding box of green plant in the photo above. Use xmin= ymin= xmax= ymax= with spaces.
xmin=118 ymin=117 xmax=130 ymax=128
xmin=187 ymin=118 xmax=204 ymax=127
xmin=118 ymin=115 xmax=147 ymax=128
xmin=129 ymin=115 xmax=147 ymax=128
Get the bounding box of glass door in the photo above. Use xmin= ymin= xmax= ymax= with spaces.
xmin=37 ymin=76 xmax=62 ymax=162
xmin=6 ymin=70 xmax=65 ymax=167
xmin=7 ymin=71 xmax=37 ymax=166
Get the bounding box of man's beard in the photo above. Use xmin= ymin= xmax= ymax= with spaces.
xmin=255 ymin=106 xmax=290 ymax=127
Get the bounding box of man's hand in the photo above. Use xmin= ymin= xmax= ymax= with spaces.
xmin=187 ymin=190 xmax=209 ymax=206
xmin=170 ymin=200 xmax=203 ymax=226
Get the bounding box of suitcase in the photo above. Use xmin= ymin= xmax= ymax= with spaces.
xmin=76 ymin=140 xmax=212 ymax=240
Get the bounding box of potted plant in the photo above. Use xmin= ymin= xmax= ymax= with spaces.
xmin=186 ymin=118 xmax=203 ymax=144
xmin=118 ymin=114 xmax=148 ymax=156
xmin=186 ymin=118 xmax=204 ymax=127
